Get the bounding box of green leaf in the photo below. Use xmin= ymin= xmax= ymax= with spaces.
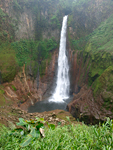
xmin=16 ymin=118 xmax=27 ymax=126
xmin=36 ymin=117 xmax=45 ymax=123
xmin=39 ymin=118 xmax=45 ymax=122
xmin=20 ymin=134 xmax=33 ymax=147
xmin=36 ymin=123 xmax=44 ymax=129
xmin=26 ymin=120 xmax=32 ymax=124
xmin=30 ymin=127 xmax=40 ymax=138
xmin=30 ymin=119 xmax=35 ymax=124
xmin=66 ymin=116 xmax=70 ymax=122
xmin=19 ymin=118 xmax=25 ymax=122
xmin=58 ymin=122 xmax=61 ymax=125
xmin=46 ymin=122 xmax=49 ymax=125
xmin=26 ymin=124 xmax=31 ymax=131
xmin=14 ymin=128 xmax=23 ymax=132
xmin=48 ymin=124 xmax=55 ymax=130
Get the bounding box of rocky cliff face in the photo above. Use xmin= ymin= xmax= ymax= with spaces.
xmin=68 ymin=0 xmax=113 ymax=40
xmin=3 ymin=49 xmax=58 ymax=111
xmin=0 ymin=0 xmax=63 ymax=41
xmin=67 ymin=0 xmax=113 ymax=123
xmin=0 ymin=0 xmax=35 ymax=39
xmin=0 ymin=0 xmax=62 ymax=110
xmin=68 ymin=50 xmax=113 ymax=123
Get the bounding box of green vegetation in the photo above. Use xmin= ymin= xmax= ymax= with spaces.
xmin=69 ymin=9 xmax=113 ymax=51
xmin=9 ymin=117 xmax=55 ymax=147
xmin=13 ymin=0 xmax=22 ymax=11
xmin=0 ymin=8 xmax=15 ymax=44
xmin=68 ymin=8 xmax=113 ymax=89
xmin=0 ymin=88 xmax=5 ymax=107
xmin=87 ymin=14 xmax=113 ymax=53
xmin=67 ymin=0 xmax=113 ymax=112
xmin=0 ymin=8 xmax=6 ymax=18
xmin=0 ymin=118 xmax=113 ymax=149
xmin=12 ymin=38 xmax=57 ymax=77
xmin=68 ymin=0 xmax=113 ymax=40
xmin=84 ymin=14 xmax=113 ymax=87
xmin=0 ymin=0 xmax=113 ymax=148
xmin=92 ymin=66 xmax=113 ymax=111
xmin=0 ymin=84 xmax=6 ymax=107
xmin=0 ymin=0 xmax=75 ymax=82
xmin=11 ymin=85 xmax=17 ymax=91
xmin=0 ymin=26 xmax=57 ymax=81
xmin=0 ymin=43 xmax=18 ymax=82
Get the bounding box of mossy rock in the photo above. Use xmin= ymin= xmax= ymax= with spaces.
xmin=92 ymin=66 xmax=113 ymax=97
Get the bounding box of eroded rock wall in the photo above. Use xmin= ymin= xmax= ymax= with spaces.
xmin=68 ymin=50 xmax=113 ymax=123
xmin=0 ymin=0 xmax=62 ymax=41
xmin=1 ymin=0 xmax=35 ymax=39
xmin=4 ymin=49 xmax=58 ymax=111
xmin=67 ymin=0 xmax=113 ymax=123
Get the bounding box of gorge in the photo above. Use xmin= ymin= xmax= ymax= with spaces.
xmin=28 ymin=15 xmax=72 ymax=113
xmin=0 ymin=0 xmax=113 ymax=124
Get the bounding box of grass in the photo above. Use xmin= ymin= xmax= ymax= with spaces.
xmin=0 ymin=118 xmax=113 ymax=150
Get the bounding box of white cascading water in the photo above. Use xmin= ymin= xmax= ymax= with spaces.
xmin=49 ymin=15 xmax=70 ymax=103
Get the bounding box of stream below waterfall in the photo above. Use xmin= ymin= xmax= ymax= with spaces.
xmin=28 ymin=16 xmax=72 ymax=113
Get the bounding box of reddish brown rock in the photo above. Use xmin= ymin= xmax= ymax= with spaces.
xmin=3 ymin=49 xmax=58 ymax=111
xmin=68 ymin=85 xmax=113 ymax=124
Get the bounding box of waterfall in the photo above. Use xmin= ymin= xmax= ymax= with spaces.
xmin=49 ymin=15 xmax=70 ymax=103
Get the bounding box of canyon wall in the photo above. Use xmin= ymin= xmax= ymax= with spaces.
xmin=1 ymin=0 xmax=113 ymax=122
xmin=0 ymin=0 xmax=74 ymax=41
xmin=0 ymin=0 xmax=74 ymax=82
xmin=67 ymin=0 xmax=113 ymax=123
xmin=3 ymin=48 xmax=58 ymax=111
xmin=0 ymin=0 xmax=61 ymax=40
